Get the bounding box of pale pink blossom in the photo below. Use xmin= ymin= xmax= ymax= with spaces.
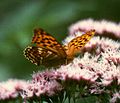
xmin=57 ymin=51 xmax=120 ymax=86
xmin=110 ymin=91 xmax=120 ymax=103
xmin=0 ymin=79 xmax=28 ymax=100
xmin=69 ymin=19 xmax=120 ymax=38
xmin=21 ymin=71 xmax=63 ymax=99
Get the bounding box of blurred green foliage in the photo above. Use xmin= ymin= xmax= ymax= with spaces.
xmin=0 ymin=0 xmax=120 ymax=81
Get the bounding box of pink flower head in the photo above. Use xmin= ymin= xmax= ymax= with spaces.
xmin=21 ymin=71 xmax=63 ymax=99
xmin=110 ymin=91 xmax=120 ymax=103
xmin=69 ymin=19 xmax=120 ymax=39
xmin=0 ymin=79 xmax=28 ymax=100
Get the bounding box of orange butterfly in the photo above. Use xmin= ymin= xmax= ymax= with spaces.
xmin=24 ymin=28 xmax=95 ymax=67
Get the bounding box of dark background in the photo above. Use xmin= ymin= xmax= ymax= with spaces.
xmin=0 ymin=0 xmax=120 ymax=81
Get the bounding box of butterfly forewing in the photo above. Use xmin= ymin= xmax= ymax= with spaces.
xmin=32 ymin=28 xmax=67 ymax=58
xmin=66 ymin=29 xmax=95 ymax=59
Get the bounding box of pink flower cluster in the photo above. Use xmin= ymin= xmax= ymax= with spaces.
xmin=21 ymin=19 xmax=120 ymax=102
xmin=21 ymin=71 xmax=63 ymax=99
xmin=110 ymin=91 xmax=120 ymax=103
xmin=0 ymin=79 xmax=28 ymax=100
xmin=69 ymin=19 xmax=120 ymax=38
xmin=21 ymin=38 xmax=120 ymax=101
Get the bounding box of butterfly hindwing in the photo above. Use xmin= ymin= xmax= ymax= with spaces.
xmin=24 ymin=46 xmax=66 ymax=67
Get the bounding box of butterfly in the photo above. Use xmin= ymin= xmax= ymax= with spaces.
xmin=23 ymin=28 xmax=95 ymax=67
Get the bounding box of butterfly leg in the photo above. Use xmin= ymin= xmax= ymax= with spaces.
xmin=65 ymin=59 xmax=68 ymax=65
